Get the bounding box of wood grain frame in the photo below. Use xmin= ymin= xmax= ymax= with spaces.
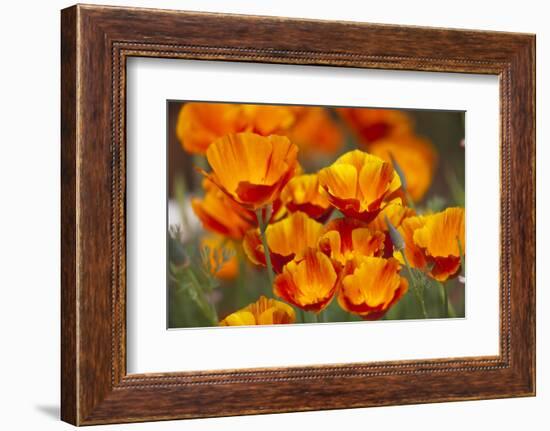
xmin=61 ymin=4 xmax=536 ymax=426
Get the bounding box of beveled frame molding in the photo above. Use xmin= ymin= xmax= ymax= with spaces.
xmin=61 ymin=4 xmax=535 ymax=425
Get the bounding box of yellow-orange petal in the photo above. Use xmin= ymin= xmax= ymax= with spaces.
xmin=357 ymin=154 xmax=401 ymax=210
xmin=369 ymin=198 xmax=415 ymax=232
xmin=243 ymin=211 xmax=324 ymax=273
xmin=235 ymin=181 xmax=282 ymax=207
xmin=219 ymin=296 xmax=296 ymax=326
xmin=318 ymin=161 xmax=358 ymax=201
xmin=352 ymin=227 xmax=386 ymax=258
xmin=256 ymin=305 xmax=296 ymax=325
xmin=369 ymin=199 xmax=416 ymax=258
xmin=191 ymin=188 xmax=254 ymax=240
xmin=319 ymin=218 xmax=385 ymax=264
xmin=267 ymin=212 xmax=324 ymax=259
xmin=205 ymin=133 xmax=299 ymax=208
xmin=334 ymin=149 xmax=372 ymax=172
xmin=318 ymin=150 xmax=401 ymax=221
xmin=430 ymin=255 xmax=462 ymax=282
xmin=274 ymin=249 xmax=338 ymax=312
xmin=219 ymin=311 xmax=256 ymax=326
xmin=242 ymin=228 xmax=266 ymax=267
xmin=241 ymin=104 xmax=297 ymax=135
xmin=280 ymin=174 xmax=332 ymax=220
xmin=338 ymin=256 xmax=408 ymax=319
xmin=369 ymin=135 xmax=437 ymax=202
xmin=393 ymin=215 xmax=428 ymax=269
xmin=413 ymin=207 xmax=465 ymax=258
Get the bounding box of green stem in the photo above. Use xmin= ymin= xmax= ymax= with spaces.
xmin=174 ymin=175 xmax=191 ymax=232
xmin=401 ymin=252 xmax=428 ymax=319
xmin=439 ymin=281 xmax=449 ymax=318
xmin=457 ymin=237 xmax=465 ymax=275
xmin=317 ymin=310 xmax=326 ymax=323
xmin=448 ymin=301 xmax=457 ymax=318
xmin=309 ymin=312 xmax=319 ymax=324
xmin=185 ymin=268 xmax=218 ymax=325
xmin=236 ymin=251 xmax=249 ymax=305
xmin=256 ymin=209 xmax=275 ymax=287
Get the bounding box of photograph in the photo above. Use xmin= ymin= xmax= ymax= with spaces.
xmin=167 ymin=101 xmax=466 ymax=328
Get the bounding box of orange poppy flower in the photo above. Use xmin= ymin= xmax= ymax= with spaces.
xmin=368 ymin=135 xmax=437 ymax=202
xmin=176 ymin=103 xmax=297 ymax=154
xmin=203 ymin=133 xmax=300 ymax=210
xmin=219 ymin=296 xmax=295 ymax=326
xmin=200 ymin=235 xmax=238 ymax=280
xmin=191 ymin=180 xmax=255 ymax=240
xmin=317 ymin=150 xmax=402 ymax=222
xmin=240 ymin=104 xmax=296 ymax=135
xmin=176 ymin=103 xmax=243 ymax=154
xmin=280 ymin=174 xmax=332 ymax=221
xmin=395 ymin=207 xmax=465 ymax=281
xmin=289 ymin=107 xmax=343 ymax=154
xmin=318 ymin=218 xmax=385 ymax=264
xmin=273 ymin=248 xmax=338 ymax=313
xmin=338 ymin=107 xmax=412 ymax=145
xmin=243 ymin=211 xmax=324 ymax=273
xmin=413 ymin=207 xmax=465 ymax=281
xmin=338 ymin=256 xmax=408 ymax=320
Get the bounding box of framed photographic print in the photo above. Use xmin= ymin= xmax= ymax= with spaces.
xmin=61 ymin=4 xmax=535 ymax=425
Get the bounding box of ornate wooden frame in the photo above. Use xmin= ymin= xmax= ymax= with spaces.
xmin=61 ymin=4 xmax=536 ymax=425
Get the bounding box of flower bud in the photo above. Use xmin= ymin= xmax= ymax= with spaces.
xmin=389 ymin=152 xmax=407 ymax=191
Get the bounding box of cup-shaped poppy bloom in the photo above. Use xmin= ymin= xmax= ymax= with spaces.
xmin=413 ymin=207 xmax=465 ymax=281
xmin=273 ymin=248 xmax=339 ymax=313
xmin=203 ymin=132 xmax=300 ymax=210
xmin=199 ymin=235 xmax=238 ymax=280
xmin=243 ymin=211 xmax=324 ymax=273
xmin=338 ymin=256 xmax=408 ymax=320
xmin=318 ymin=217 xmax=385 ymax=265
xmin=338 ymin=108 xmax=412 ymax=146
xmin=317 ymin=150 xmax=402 ymax=222
xmin=289 ymin=107 xmax=343 ymax=155
xmin=280 ymin=174 xmax=332 ymax=221
xmin=395 ymin=207 xmax=465 ymax=281
xmin=219 ymin=296 xmax=296 ymax=326
xmin=177 ymin=103 xmax=296 ymax=154
xmin=191 ymin=180 xmax=255 ymax=240
xmin=368 ymin=135 xmax=437 ymax=202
